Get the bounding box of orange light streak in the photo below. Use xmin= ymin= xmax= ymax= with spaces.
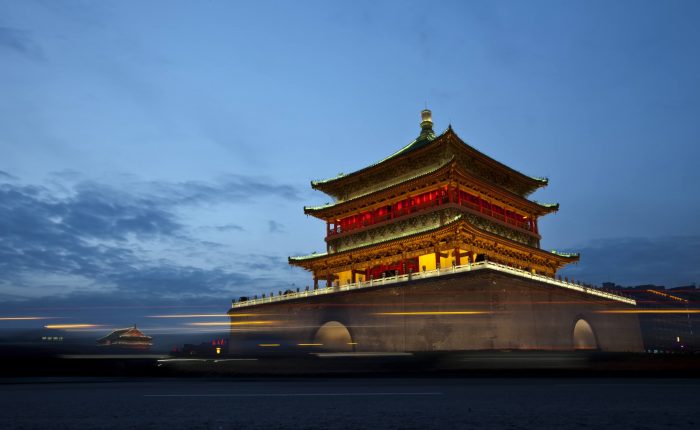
xmin=45 ymin=324 xmax=101 ymax=329
xmin=147 ymin=314 xmax=230 ymax=318
xmin=645 ymin=289 xmax=689 ymax=303
xmin=374 ymin=311 xmax=491 ymax=316
xmin=188 ymin=320 xmax=278 ymax=326
xmin=297 ymin=343 xmax=323 ymax=346
xmin=0 ymin=317 xmax=46 ymax=321
xmin=258 ymin=344 xmax=280 ymax=347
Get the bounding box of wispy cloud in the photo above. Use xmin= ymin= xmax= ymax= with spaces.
xmin=268 ymin=220 xmax=285 ymax=233
xmin=0 ymin=26 xmax=43 ymax=60
xmin=0 ymin=170 xmax=17 ymax=181
xmin=144 ymin=175 xmax=303 ymax=206
xmin=0 ymin=174 xmax=302 ymax=306
xmin=213 ymin=223 xmax=244 ymax=232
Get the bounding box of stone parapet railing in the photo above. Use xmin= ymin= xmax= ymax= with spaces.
xmin=231 ymin=261 xmax=636 ymax=309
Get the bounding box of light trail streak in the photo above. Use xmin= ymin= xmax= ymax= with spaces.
xmin=23 ymin=305 xmax=223 ymax=311
xmin=645 ymin=289 xmax=689 ymax=303
xmin=188 ymin=320 xmax=278 ymax=326
xmin=595 ymin=309 xmax=700 ymax=314
xmin=0 ymin=317 xmax=47 ymax=321
xmin=44 ymin=324 xmax=101 ymax=329
xmin=297 ymin=343 xmax=323 ymax=346
xmin=147 ymin=314 xmax=230 ymax=318
xmin=374 ymin=311 xmax=491 ymax=316
xmin=258 ymin=344 xmax=280 ymax=347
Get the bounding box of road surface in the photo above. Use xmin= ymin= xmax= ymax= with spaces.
xmin=1 ymin=377 xmax=698 ymax=429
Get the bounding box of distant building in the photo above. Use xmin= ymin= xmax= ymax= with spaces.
xmin=604 ymin=285 xmax=700 ymax=352
xmin=97 ymin=325 xmax=152 ymax=348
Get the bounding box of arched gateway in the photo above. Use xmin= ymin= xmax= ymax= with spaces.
xmin=314 ymin=321 xmax=353 ymax=352
xmin=573 ymin=319 xmax=598 ymax=350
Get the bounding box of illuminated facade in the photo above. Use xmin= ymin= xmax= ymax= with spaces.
xmin=289 ymin=110 xmax=578 ymax=287
xmin=230 ymin=110 xmax=642 ymax=353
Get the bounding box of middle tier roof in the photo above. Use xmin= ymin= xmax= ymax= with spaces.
xmin=305 ymin=157 xmax=558 ymax=221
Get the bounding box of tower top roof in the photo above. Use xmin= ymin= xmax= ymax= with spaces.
xmin=311 ymin=109 xmax=547 ymax=199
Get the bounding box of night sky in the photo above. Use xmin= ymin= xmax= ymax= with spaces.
xmin=1 ymin=1 xmax=699 ymax=329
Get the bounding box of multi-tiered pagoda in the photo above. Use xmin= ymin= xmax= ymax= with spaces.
xmin=230 ymin=109 xmax=641 ymax=353
xmin=290 ymin=109 xmax=578 ymax=287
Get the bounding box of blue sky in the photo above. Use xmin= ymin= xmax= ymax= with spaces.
xmin=1 ymin=0 xmax=699 ymax=329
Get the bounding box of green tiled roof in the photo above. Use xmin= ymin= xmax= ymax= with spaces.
xmin=311 ymin=128 xmax=440 ymax=187
xmin=305 ymin=157 xmax=455 ymax=213
xmin=306 ymin=161 xmax=557 ymax=216
xmin=289 ymin=251 xmax=329 ymax=261
xmin=303 ymin=202 xmax=335 ymax=212
xmin=290 ymin=217 xmax=580 ymax=264
xmin=311 ymin=125 xmax=548 ymax=195
xmin=533 ymin=202 xmax=560 ymax=210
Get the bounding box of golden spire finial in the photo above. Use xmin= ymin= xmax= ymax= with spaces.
xmin=420 ymin=108 xmax=433 ymax=131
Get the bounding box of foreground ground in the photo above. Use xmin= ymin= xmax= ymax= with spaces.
xmin=0 ymin=377 xmax=698 ymax=429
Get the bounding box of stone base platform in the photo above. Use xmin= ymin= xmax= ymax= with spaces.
xmin=228 ymin=268 xmax=643 ymax=353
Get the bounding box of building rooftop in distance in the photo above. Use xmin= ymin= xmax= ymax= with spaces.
xmin=97 ymin=325 xmax=152 ymax=348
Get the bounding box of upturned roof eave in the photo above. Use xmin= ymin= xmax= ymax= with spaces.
xmin=305 ymin=156 xmax=456 ymax=217
xmin=310 ymin=129 xmax=444 ymax=192
xmin=306 ymin=160 xmax=559 ymax=220
xmin=445 ymin=127 xmax=548 ymax=194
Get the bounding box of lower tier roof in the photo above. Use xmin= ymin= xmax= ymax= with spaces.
xmin=289 ymin=214 xmax=578 ymax=275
